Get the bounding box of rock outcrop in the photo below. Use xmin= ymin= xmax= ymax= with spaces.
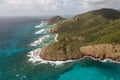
xmin=80 ymin=44 xmax=120 ymax=61
xmin=40 ymin=43 xmax=82 ymax=61
xmin=40 ymin=43 xmax=120 ymax=61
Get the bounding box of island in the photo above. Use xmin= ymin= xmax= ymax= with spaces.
xmin=40 ymin=8 xmax=120 ymax=62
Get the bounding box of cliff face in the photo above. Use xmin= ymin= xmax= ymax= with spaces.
xmin=80 ymin=44 xmax=120 ymax=61
xmin=40 ymin=43 xmax=120 ymax=61
xmin=40 ymin=43 xmax=82 ymax=61
xmin=40 ymin=8 xmax=120 ymax=62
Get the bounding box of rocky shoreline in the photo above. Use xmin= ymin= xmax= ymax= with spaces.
xmin=40 ymin=33 xmax=120 ymax=62
xmin=80 ymin=44 xmax=120 ymax=62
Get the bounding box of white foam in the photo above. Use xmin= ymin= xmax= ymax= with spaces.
xmin=102 ymin=59 xmax=120 ymax=64
xmin=35 ymin=21 xmax=45 ymax=28
xmin=34 ymin=29 xmax=46 ymax=34
xmin=27 ymin=49 xmax=74 ymax=65
xmin=88 ymin=56 xmax=120 ymax=64
xmin=16 ymin=74 xmax=19 ymax=77
xmin=27 ymin=49 xmax=120 ymax=66
xmin=30 ymin=35 xmax=50 ymax=46
xmin=30 ymin=39 xmax=42 ymax=46
xmin=27 ymin=49 xmax=42 ymax=63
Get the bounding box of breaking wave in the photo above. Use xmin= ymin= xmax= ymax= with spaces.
xmin=30 ymin=35 xmax=50 ymax=46
xmin=35 ymin=21 xmax=46 ymax=28
xmin=34 ymin=29 xmax=46 ymax=34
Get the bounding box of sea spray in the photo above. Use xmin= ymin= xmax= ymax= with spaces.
xmin=29 ymin=35 xmax=51 ymax=46
xmin=34 ymin=29 xmax=46 ymax=34
xmin=27 ymin=48 xmax=74 ymax=66
xmin=35 ymin=21 xmax=45 ymax=28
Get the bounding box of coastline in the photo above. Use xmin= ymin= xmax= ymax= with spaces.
xmin=88 ymin=56 xmax=120 ymax=64
xmin=27 ymin=21 xmax=120 ymax=65
xmin=28 ymin=48 xmax=120 ymax=65
xmin=28 ymin=33 xmax=120 ymax=65
xmin=27 ymin=49 xmax=75 ymax=65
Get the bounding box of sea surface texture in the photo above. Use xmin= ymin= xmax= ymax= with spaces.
xmin=0 ymin=17 xmax=120 ymax=80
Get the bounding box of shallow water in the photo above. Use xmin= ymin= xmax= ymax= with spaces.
xmin=0 ymin=17 xmax=120 ymax=80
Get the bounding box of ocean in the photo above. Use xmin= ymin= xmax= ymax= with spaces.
xmin=0 ymin=17 xmax=120 ymax=80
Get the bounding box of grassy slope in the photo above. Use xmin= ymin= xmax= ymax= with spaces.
xmin=54 ymin=8 xmax=120 ymax=47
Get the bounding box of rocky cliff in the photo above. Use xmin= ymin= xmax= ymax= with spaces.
xmin=80 ymin=44 xmax=120 ymax=61
xmin=40 ymin=43 xmax=82 ymax=61
xmin=40 ymin=43 xmax=120 ymax=61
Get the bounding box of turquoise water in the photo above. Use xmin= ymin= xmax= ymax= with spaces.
xmin=59 ymin=58 xmax=120 ymax=80
xmin=0 ymin=17 xmax=120 ymax=80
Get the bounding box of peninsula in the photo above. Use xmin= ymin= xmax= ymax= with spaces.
xmin=40 ymin=8 xmax=120 ymax=62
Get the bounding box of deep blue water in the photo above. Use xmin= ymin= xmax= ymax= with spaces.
xmin=0 ymin=17 xmax=120 ymax=80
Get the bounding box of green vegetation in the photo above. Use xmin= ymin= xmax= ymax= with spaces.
xmin=51 ymin=8 xmax=120 ymax=47
xmin=40 ymin=8 xmax=120 ymax=61
xmin=47 ymin=16 xmax=66 ymax=25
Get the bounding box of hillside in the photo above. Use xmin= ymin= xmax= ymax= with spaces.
xmin=40 ymin=8 xmax=120 ymax=61
xmin=47 ymin=16 xmax=66 ymax=25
